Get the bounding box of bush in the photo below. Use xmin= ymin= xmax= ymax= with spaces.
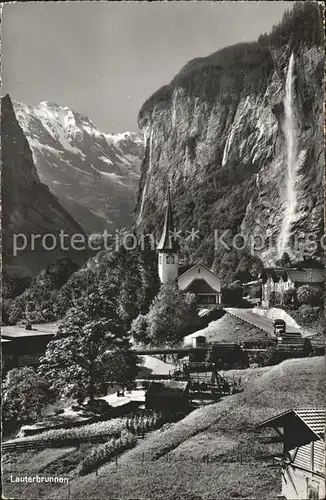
xmin=78 ymin=430 xmax=137 ymax=475
xmin=283 ymin=289 xmax=298 ymax=309
xmin=85 ymin=399 xmax=111 ymax=414
xmin=222 ymin=281 xmax=243 ymax=306
xmin=297 ymin=285 xmax=323 ymax=307
xmin=269 ymin=291 xmax=283 ymax=307
xmin=248 ymin=348 xmax=276 ymax=367
xmin=291 ymin=305 xmax=323 ymax=329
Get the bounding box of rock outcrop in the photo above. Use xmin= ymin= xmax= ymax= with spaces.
xmin=135 ymin=3 xmax=324 ymax=282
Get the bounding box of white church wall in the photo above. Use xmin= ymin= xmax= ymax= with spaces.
xmin=158 ymin=252 xmax=179 ymax=283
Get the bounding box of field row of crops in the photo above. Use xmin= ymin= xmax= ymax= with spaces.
xmin=77 ymin=410 xmax=187 ymax=475
xmin=78 ymin=430 xmax=137 ymax=475
xmin=9 ymin=409 xmax=180 ymax=449
xmin=11 ymin=417 xmax=127 ymax=444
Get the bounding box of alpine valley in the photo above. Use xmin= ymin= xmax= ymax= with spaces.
xmin=13 ymin=100 xmax=144 ymax=235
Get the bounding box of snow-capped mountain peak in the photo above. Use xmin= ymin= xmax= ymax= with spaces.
xmin=13 ymin=100 xmax=144 ymax=234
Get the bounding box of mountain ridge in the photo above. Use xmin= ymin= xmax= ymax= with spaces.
xmin=13 ymin=100 xmax=144 ymax=235
xmin=1 ymin=94 xmax=91 ymax=278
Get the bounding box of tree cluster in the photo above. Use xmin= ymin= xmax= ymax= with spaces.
xmin=131 ymin=281 xmax=200 ymax=346
xmin=4 ymin=258 xmax=79 ymax=325
xmin=5 ymin=245 xmax=160 ymax=330
xmin=259 ymin=2 xmax=324 ymax=51
xmin=38 ymin=280 xmax=140 ymax=403
xmin=2 ymin=367 xmax=55 ymax=433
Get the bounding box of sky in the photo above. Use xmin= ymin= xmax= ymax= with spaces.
xmin=2 ymin=1 xmax=293 ymax=133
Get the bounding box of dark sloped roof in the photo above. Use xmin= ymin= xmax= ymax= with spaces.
xmin=287 ymin=268 xmax=324 ymax=284
xmin=261 ymin=267 xmax=324 ymax=284
xmin=156 ymin=188 xmax=179 ymax=252
xmin=256 ymin=408 xmax=325 ymax=448
xmin=295 ymin=408 xmax=326 ymax=434
xmin=184 ymin=278 xmax=219 ymax=294
xmin=178 ymin=265 xmax=193 ymax=277
xmin=291 ymin=258 xmax=324 ymax=270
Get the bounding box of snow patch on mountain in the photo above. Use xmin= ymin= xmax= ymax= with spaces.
xmin=99 ymin=156 xmax=113 ymax=166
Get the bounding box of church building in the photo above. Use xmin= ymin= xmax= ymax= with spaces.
xmin=156 ymin=189 xmax=222 ymax=307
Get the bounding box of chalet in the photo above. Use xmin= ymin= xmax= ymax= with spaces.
xmin=1 ymin=323 xmax=57 ymax=374
xmin=145 ymin=380 xmax=190 ymax=413
xmin=256 ymin=408 xmax=325 ymax=500
xmin=261 ymin=267 xmax=324 ymax=307
xmin=157 ymin=189 xmax=222 ymax=307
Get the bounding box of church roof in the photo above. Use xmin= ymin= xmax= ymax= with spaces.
xmin=178 ymin=262 xmax=221 ymax=281
xmin=178 ymin=265 xmax=193 ymax=277
xmin=184 ymin=279 xmax=220 ymax=294
xmin=156 ymin=187 xmax=179 ymax=252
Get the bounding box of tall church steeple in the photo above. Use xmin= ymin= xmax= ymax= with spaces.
xmin=157 ymin=186 xmax=179 ymax=283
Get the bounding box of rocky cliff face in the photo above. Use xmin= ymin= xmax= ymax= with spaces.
xmin=13 ymin=100 xmax=143 ymax=234
xmin=135 ymin=4 xmax=324 ymax=282
xmin=1 ymin=95 xmax=90 ymax=278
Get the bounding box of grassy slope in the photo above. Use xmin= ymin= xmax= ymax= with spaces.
xmin=42 ymin=356 xmax=324 ymax=500
xmin=184 ymin=313 xmax=269 ymax=345
xmin=2 ymin=447 xmax=76 ymax=499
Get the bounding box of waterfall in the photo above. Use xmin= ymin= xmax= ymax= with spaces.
xmin=277 ymin=53 xmax=298 ymax=258
xmin=137 ymin=127 xmax=153 ymax=225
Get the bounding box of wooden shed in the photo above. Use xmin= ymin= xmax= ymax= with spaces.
xmin=256 ymin=408 xmax=325 ymax=500
xmin=145 ymin=380 xmax=190 ymax=413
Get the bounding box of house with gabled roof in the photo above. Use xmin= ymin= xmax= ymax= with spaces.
xmin=256 ymin=408 xmax=325 ymax=500
xmin=157 ymin=189 xmax=221 ymax=307
xmin=260 ymin=266 xmax=324 ymax=307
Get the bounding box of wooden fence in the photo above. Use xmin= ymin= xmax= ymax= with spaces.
xmin=2 ymin=433 xmax=121 ymax=453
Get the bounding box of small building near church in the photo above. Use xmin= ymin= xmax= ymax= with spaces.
xmin=256 ymin=408 xmax=325 ymax=500
xmin=156 ymin=189 xmax=222 ymax=307
xmin=261 ymin=267 xmax=324 ymax=307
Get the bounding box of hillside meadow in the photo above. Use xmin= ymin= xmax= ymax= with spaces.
xmin=3 ymin=355 xmax=323 ymax=500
